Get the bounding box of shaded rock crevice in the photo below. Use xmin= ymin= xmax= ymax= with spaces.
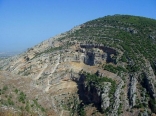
xmin=80 ymin=44 xmax=117 ymax=65
xmin=75 ymin=74 xmax=102 ymax=111
xmin=73 ymin=73 xmax=118 ymax=114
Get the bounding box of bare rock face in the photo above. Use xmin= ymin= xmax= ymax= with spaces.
xmin=80 ymin=44 xmax=117 ymax=65
xmin=144 ymin=62 xmax=156 ymax=98
xmin=101 ymin=82 xmax=111 ymax=110
xmin=111 ymin=80 xmax=124 ymax=115
xmin=128 ymin=74 xmax=137 ymax=107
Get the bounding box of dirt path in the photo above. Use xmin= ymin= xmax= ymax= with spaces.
xmin=34 ymin=64 xmax=48 ymax=80
xmin=45 ymin=54 xmax=60 ymax=92
xmin=51 ymin=54 xmax=60 ymax=74
xmin=60 ymin=110 xmax=64 ymax=116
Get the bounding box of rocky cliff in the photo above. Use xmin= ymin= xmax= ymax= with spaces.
xmin=0 ymin=15 xmax=156 ymax=116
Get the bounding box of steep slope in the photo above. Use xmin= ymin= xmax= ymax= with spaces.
xmin=0 ymin=15 xmax=156 ymax=116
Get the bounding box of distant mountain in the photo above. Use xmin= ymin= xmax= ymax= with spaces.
xmin=0 ymin=15 xmax=156 ymax=116
xmin=0 ymin=51 xmax=22 ymax=58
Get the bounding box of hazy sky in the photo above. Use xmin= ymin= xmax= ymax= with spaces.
xmin=0 ymin=0 xmax=156 ymax=52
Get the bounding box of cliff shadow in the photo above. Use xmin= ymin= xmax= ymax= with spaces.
xmin=74 ymin=73 xmax=102 ymax=112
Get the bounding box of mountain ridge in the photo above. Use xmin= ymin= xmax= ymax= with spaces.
xmin=0 ymin=14 xmax=156 ymax=116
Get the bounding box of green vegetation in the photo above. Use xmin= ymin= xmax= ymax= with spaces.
xmin=118 ymin=103 xmax=123 ymax=115
xmin=33 ymin=99 xmax=45 ymax=112
xmin=18 ymin=91 xmax=26 ymax=103
xmin=41 ymin=46 xmax=62 ymax=54
xmin=14 ymin=88 xmax=18 ymax=94
xmin=126 ymin=64 xmax=140 ymax=72
xmin=63 ymin=15 xmax=156 ymax=73
xmin=77 ymin=105 xmax=86 ymax=116
xmin=83 ymin=72 xmax=116 ymax=113
xmin=149 ymin=98 xmax=156 ymax=113
xmin=32 ymin=46 xmax=62 ymax=59
xmin=0 ymin=85 xmax=46 ymax=115
xmin=84 ymin=73 xmax=116 ymax=89
xmin=59 ymin=94 xmax=83 ymax=116
xmin=103 ymin=64 xmax=127 ymax=74
xmin=3 ymin=86 xmax=8 ymax=91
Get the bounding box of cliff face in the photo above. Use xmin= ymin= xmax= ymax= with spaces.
xmin=0 ymin=15 xmax=156 ymax=116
